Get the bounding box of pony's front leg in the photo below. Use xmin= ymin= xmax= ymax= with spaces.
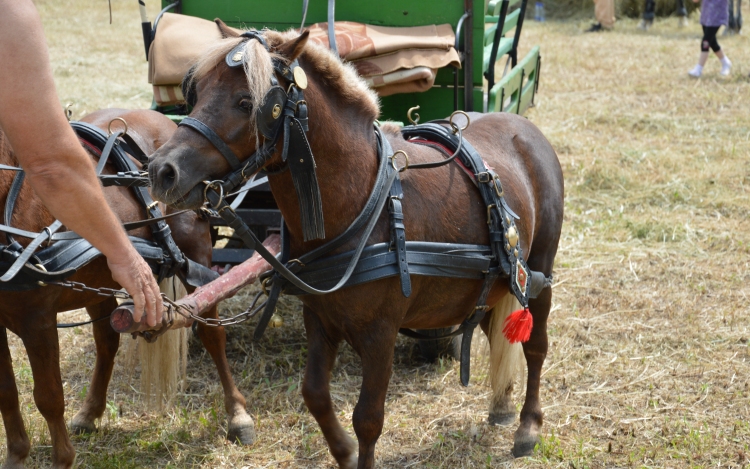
xmin=0 ymin=326 xmax=30 ymax=469
xmin=195 ymin=306 xmax=254 ymax=445
xmin=349 ymin=321 xmax=399 ymax=469
xmin=300 ymin=307 xmax=356 ymax=469
xmin=70 ymin=298 xmax=120 ymax=434
xmin=19 ymin=317 xmax=75 ymax=468
xmin=513 ymin=287 xmax=552 ymax=457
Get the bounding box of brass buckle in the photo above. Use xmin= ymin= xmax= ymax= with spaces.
xmin=261 ymin=276 xmax=271 ymax=296
xmin=36 ymin=263 xmax=48 ymax=287
xmin=493 ymin=175 xmax=504 ymax=197
xmin=476 ymin=172 xmax=491 ymax=183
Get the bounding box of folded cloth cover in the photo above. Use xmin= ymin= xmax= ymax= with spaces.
xmin=148 ymin=14 xmax=460 ymax=104
xmin=307 ymin=22 xmax=460 ymax=96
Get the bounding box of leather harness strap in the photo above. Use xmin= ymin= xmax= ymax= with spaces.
xmin=4 ymin=171 xmax=24 ymax=245
xmin=0 ymin=122 xmax=217 ymax=290
xmin=180 ymin=117 xmax=243 ymax=171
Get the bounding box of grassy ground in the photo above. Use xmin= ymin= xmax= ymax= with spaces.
xmin=2 ymin=1 xmax=750 ymax=467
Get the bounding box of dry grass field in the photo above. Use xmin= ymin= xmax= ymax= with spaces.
xmin=2 ymin=0 xmax=750 ymax=467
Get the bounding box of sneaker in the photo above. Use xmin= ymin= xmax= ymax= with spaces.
xmin=638 ymin=19 xmax=652 ymax=30
xmin=677 ymin=16 xmax=688 ymax=28
xmin=585 ymin=23 xmax=603 ymax=32
xmin=688 ymin=65 xmax=702 ymax=78
xmin=720 ymin=58 xmax=732 ymax=76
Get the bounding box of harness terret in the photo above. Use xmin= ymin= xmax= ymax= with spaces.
xmin=0 ymin=122 xmax=217 ymax=291
xmin=185 ymin=31 xmax=552 ymax=386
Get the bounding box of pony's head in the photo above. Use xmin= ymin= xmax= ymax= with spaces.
xmin=148 ymin=21 xmax=379 ymax=211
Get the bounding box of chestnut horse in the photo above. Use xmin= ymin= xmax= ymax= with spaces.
xmin=149 ymin=25 xmax=563 ymax=468
xmin=0 ymin=109 xmax=253 ymax=469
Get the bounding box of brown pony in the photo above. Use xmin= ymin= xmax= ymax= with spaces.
xmin=0 ymin=109 xmax=253 ymax=469
xmin=148 ymin=25 xmax=564 ymax=468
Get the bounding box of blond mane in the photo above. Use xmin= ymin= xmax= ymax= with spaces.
xmin=190 ymin=29 xmax=380 ymax=127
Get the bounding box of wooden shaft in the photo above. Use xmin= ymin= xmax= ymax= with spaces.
xmin=110 ymin=234 xmax=281 ymax=334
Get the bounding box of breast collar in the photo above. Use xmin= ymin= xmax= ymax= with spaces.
xmin=180 ymin=31 xmax=325 ymax=242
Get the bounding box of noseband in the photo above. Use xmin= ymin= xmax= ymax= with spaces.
xmin=178 ymin=31 xmax=325 ymax=241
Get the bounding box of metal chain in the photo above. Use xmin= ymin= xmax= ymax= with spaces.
xmin=47 ymin=279 xmax=269 ymax=328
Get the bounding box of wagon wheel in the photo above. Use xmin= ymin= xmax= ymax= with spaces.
xmin=415 ymin=327 xmax=462 ymax=363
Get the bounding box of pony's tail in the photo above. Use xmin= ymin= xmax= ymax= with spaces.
xmin=487 ymin=294 xmax=525 ymax=417
xmin=122 ymin=277 xmax=189 ymax=411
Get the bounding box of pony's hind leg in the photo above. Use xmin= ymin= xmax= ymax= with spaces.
xmin=19 ymin=316 xmax=76 ymax=468
xmin=70 ymin=298 xmax=120 ymax=434
xmin=513 ymin=286 xmax=552 ymax=457
xmin=301 ymin=307 xmax=357 ymax=469
xmin=195 ymin=305 xmax=254 ymax=445
xmin=484 ymin=295 xmax=525 ymax=426
xmin=0 ymin=326 xmax=30 ymax=468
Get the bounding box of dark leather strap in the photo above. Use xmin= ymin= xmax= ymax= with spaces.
xmin=212 ymin=167 xmax=399 ymax=296
xmin=254 ymin=217 xmax=291 ymax=340
xmin=0 ymin=220 xmax=62 ymax=282
xmin=388 ymin=171 xmax=410 ymax=297
xmin=118 ymin=133 xmax=150 ymax=165
xmin=4 ymin=171 xmax=25 ymax=245
xmin=180 ymin=117 xmax=242 ymax=170
xmin=99 ymin=172 xmax=150 ymax=187
xmin=459 ymin=269 xmax=498 ymax=386
xmin=95 ymin=131 xmax=123 ymax=175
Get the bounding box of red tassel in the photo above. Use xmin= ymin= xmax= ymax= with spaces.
xmin=503 ymin=307 xmax=533 ymax=343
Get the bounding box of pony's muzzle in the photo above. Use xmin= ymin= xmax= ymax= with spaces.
xmin=152 ymin=161 xmax=179 ymax=194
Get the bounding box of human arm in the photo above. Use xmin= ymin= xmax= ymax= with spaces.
xmin=0 ymin=0 xmax=163 ymax=326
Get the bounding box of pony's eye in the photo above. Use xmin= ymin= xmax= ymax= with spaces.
xmin=238 ymin=98 xmax=253 ymax=112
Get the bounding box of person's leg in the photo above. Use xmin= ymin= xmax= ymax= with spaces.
xmin=639 ymin=0 xmax=656 ymax=29
xmin=689 ymin=26 xmax=713 ymax=76
xmin=676 ymin=0 xmax=688 ymax=26
xmin=704 ymin=26 xmax=732 ymax=75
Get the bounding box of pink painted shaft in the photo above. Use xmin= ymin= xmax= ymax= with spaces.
xmin=110 ymin=234 xmax=280 ymax=334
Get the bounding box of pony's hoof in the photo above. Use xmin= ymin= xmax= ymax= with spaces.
xmin=338 ymin=453 xmax=358 ymax=469
xmin=488 ymin=411 xmax=516 ymax=426
xmin=69 ymin=417 xmax=97 ymax=435
xmin=1 ymin=458 xmax=27 ymax=469
xmin=511 ymin=435 xmax=539 ymax=458
xmin=226 ymin=415 xmax=255 ymax=445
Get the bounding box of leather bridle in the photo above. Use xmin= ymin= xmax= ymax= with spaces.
xmin=175 ymin=31 xmax=324 ymax=241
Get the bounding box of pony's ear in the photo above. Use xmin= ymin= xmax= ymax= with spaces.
xmin=214 ymin=19 xmax=240 ymax=38
xmin=274 ymin=30 xmax=310 ymax=62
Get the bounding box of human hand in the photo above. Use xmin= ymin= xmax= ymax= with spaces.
xmin=107 ymin=248 xmax=163 ymax=327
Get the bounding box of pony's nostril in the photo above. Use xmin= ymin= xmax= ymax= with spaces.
xmin=156 ymin=162 xmax=178 ymax=190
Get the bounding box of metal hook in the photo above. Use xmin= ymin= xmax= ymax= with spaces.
xmin=64 ymin=103 xmax=74 ymax=122
xmin=407 ymin=106 xmax=421 ymax=126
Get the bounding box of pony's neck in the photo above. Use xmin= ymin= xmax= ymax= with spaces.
xmin=267 ymin=69 xmax=379 ymax=254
